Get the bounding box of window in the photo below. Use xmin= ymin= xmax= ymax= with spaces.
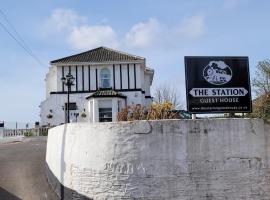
xmin=99 ymin=108 xmax=112 ymax=122
xmin=100 ymin=68 xmax=110 ymax=88
xmin=65 ymin=102 xmax=77 ymax=110
xmin=99 ymin=100 xmax=112 ymax=122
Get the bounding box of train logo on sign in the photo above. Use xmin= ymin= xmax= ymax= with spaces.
xmin=203 ymin=61 xmax=232 ymax=85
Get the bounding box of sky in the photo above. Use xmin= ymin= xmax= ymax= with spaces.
xmin=0 ymin=0 xmax=270 ymax=124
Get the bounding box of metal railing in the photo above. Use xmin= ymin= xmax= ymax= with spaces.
xmin=2 ymin=127 xmax=49 ymax=138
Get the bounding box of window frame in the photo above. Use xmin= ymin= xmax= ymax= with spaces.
xmin=100 ymin=68 xmax=111 ymax=88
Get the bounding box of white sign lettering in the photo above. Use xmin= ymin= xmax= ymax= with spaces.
xmin=189 ymin=88 xmax=248 ymax=97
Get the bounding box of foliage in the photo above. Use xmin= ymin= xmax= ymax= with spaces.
xmin=117 ymin=107 xmax=129 ymax=121
xmin=81 ymin=112 xmax=87 ymax=118
xmin=252 ymin=60 xmax=270 ymax=96
xmin=146 ymin=102 xmax=177 ymax=120
xmin=248 ymin=93 xmax=270 ymax=122
xmin=24 ymin=131 xmax=33 ymax=137
xmin=250 ymin=59 xmax=270 ymax=122
xmin=153 ymin=84 xmax=183 ymax=109
xmin=117 ymin=104 xmax=147 ymax=121
xmin=117 ymin=102 xmax=177 ymax=121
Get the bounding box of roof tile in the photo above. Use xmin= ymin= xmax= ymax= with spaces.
xmin=51 ymin=47 xmax=144 ymax=64
xmin=86 ymin=89 xmax=126 ymax=99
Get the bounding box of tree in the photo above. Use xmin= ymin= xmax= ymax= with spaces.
xmin=252 ymin=59 xmax=270 ymax=96
xmin=153 ymin=84 xmax=183 ymax=109
xmin=250 ymin=60 xmax=270 ymax=121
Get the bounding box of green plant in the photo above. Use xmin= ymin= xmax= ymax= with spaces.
xmin=40 ymin=129 xmax=48 ymax=136
xmin=24 ymin=131 xmax=33 ymax=137
xmin=81 ymin=112 xmax=87 ymax=118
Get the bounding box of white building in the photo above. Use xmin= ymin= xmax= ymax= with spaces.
xmin=40 ymin=47 xmax=154 ymax=126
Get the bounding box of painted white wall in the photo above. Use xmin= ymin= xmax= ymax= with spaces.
xmin=46 ymin=119 xmax=270 ymax=199
xmin=40 ymin=93 xmax=89 ymax=126
xmin=87 ymin=98 xmax=125 ymax=123
xmin=135 ymin=64 xmax=141 ymax=89
xmin=49 ymin=62 xmax=145 ymax=94
xmin=41 ymin=60 xmax=153 ymax=126
xmin=40 ymin=91 xmax=150 ymax=126
xmin=114 ymin=64 xmax=121 ymax=89
xmin=144 ymin=73 xmax=151 ymax=96
xmin=129 ymin=64 xmax=135 ymax=89
xmin=50 ymin=63 xmax=151 ymax=92
xmin=46 ymin=66 xmax=57 ymax=99
xmin=0 ymin=127 xmax=3 ymax=138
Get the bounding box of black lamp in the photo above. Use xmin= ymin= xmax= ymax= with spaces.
xmin=61 ymin=72 xmax=75 ymax=123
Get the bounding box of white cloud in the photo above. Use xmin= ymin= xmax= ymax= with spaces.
xmin=44 ymin=8 xmax=119 ymax=50
xmin=124 ymin=15 xmax=205 ymax=49
xmin=67 ymin=25 xmax=118 ymax=50
xmin=175 ymin=15 xmax=205 ymax=39
xmin=44 ymin=8 xmax=85 ymax=33
xmin=44 ymin=9 xmax=205 ymax=50
xmin=125 ymin=18 xmax=161 ymax=49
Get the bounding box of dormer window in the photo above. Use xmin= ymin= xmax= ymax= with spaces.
xmin=100 ymin=68 xmax=110 ymax=88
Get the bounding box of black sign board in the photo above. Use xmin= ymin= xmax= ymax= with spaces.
xmin=185 ymin=56 xmax=252 ymax=113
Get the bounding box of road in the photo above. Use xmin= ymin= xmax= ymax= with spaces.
xmin=0 ymin=137 xmax=58 ymax=200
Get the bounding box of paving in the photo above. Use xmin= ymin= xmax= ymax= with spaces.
xmin=0 ymin=137 xmax=58 ymax=200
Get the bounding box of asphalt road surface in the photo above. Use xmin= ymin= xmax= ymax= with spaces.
xmin=0 ymin=137 xmax=58 ymax=200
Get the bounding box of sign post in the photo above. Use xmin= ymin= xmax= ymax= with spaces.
xmin=185 ymin=56 xmax=252 ymax=113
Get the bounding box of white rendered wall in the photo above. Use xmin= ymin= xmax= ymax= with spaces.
xmin=40 ymin=93 xmax=89 ymax=126
xmin=46 ymin=66 xmax=57 ymax=99
xmin=42 ymin=61 xmax=153 ymax=126
xmin=0 ymin=127 xmax=3 ymax=138
xmin=46 ymin=119 xmax=270 ymax=199
xmin=87 ymin=98 xmax=125 ymax=122
xmin=51 ymin=62 xmax=145 ymax=94
xmin=40 ymin=91 xmax=146 ymax=126
xmin=144 ymin=73 xmax=151 ymax=96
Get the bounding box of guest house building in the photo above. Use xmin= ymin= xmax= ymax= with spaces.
xmin=40 ymin=47 xmax=154 ymax=126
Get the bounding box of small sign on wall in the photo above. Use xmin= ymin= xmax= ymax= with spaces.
xmin=185 ymin=56 xmax=252 ymax=113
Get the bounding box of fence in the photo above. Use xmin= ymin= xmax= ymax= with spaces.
xmin=2 ymin=127 xmax=49 ymax=138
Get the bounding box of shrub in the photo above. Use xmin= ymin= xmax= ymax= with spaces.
xmin=146 ymin=102 xmax=176 ymax=120
xmin=117 ymin=102 xmax=177 ymax=121
xmin=81 ymin=112 xmax=87 ymax=118
xmin=24 ymin=131 xmax=33 ymax=137
xmin=247 ymin=93 xmax=270 ymax=122
xmin=40 ymin=129 xmax=48 ymax=136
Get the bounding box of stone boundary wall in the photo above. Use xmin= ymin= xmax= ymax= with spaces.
xmin=46 ymin=119 xmax=270 ymax=200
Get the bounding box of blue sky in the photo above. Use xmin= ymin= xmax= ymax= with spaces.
xmin=0 ymin=0 xmax=270 ymax=124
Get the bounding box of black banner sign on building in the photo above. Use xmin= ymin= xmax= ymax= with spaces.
xmin=185 ymin=56 xmax=252 ymax=113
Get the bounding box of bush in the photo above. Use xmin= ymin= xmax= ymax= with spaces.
xmin=117 ymin=102 xmax=177 ymax=121
xmin=117 ymin=104 xmax=147 ymax=121
xmin=24 ymin=131 xmax=33 ymax=137
xmin=81 ymin=112 xmax=87 ymax=118
xmin=146 ymin=102 xmax=176 ymax=120
xmin=247 ymin=93 xmax=270 ymax=122
xmin=41 ymin=129 xmax=48 ymax=136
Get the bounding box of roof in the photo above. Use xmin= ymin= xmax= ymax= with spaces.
xmin=51 ymin=47 xmax=145 ymax=64
xmin=85 ymin=89 xmax=126 ymax=99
